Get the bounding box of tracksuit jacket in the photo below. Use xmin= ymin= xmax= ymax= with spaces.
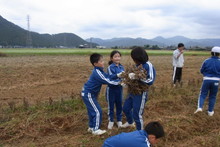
xmin=106 ymin=63 xmax=124 ymax=122
xmin=81 ymin=66 xmax=119 ymax=131
xmin=197 ymin=56 xmax=220 ymax=112
xmin=123 ymin=61 xmax=156 ymax=130
xmin=102 ymin=130 xmax=151 ymax=147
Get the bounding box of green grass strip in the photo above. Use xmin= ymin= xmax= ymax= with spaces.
xmin=0 ymin=48 xmax=210 ymax=56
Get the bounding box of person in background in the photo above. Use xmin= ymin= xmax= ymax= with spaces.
xmin=172 ymin=43 xmax=185 ymax=86
xmin=194 ymin=46 xmax=220 ymax=116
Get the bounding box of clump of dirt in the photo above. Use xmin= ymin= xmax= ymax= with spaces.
xmin=121 ymin=64 xmax=149 ymax=95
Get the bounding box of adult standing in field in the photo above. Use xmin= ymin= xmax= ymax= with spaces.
xmin=172 ymin=43 xmax=185 ymax=86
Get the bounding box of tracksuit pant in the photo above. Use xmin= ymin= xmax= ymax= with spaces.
xmin=123 ymin=92 xmax=148 ymax=130
xmin=81 ymin=92 xmax=102 ymax=131
xmin=106 ymin=86 xmax=123 ymax=122
xmin=197 ymin=79 xmax=219 ymax=112
xmin=173 ymin=67 xmax=182 ymax=84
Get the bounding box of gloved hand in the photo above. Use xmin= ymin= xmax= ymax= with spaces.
xmin=117 ymin=71 xmax=124 ymax=78
xmin=128 ymin=73 xmax=136 ymax=80
xmin=120 ymin=82 xmax=127 ymax=87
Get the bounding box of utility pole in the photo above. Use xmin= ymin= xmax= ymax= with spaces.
xmin=26 ymin=15 xmax=32 ymax=48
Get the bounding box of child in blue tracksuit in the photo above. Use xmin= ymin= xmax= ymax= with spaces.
xmin=121 ymin=47 xmax=156 ymax=130
xmin=103 ymin=121 xmax=165 ymax=147
xmin=194 ymin=46 xmax=220 ymax=116
xmin=106 ymin=50 xmax=124 ymax=129
xmin=81 ymin=53 xmax=121 ymax=135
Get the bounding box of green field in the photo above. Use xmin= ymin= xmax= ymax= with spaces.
xmin=0 ymin=48 xmax=210 ymax=56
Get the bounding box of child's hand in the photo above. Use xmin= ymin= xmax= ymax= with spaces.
xmin=120 ymin=82 xmax=127 ymax=87
xmin=117 ymin=71 xmax=124 ymax=78
xmin=128 ymin=73 xmax=136 ymax=80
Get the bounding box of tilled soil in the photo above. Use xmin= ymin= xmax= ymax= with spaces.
xmin=0 ymin=55 xmax=206 ymax=105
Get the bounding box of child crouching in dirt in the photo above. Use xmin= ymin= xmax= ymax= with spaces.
xmin=103 ymin=121 xmax=165 ymax=147
xmin=194 ymin=46 xmax=220 ymax=116
xmin=81 ymin=53 xmax=122 ymax=135
xmin=106 ymin=50 xmax=124 ymax=129
xmin=121 ymin=47 xmax=156 ymax=130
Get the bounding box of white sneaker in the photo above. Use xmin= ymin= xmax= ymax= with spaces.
xmin=87 ymin=128 xmax=93 ymax=133
xmin=208 ymin=111 xmax=214 ymax=116
xmin=194 ymin=108 xmax=202 ymax=114
xmin=92 ymin=129 xmax=106 ymax=135
xmin=117 ymin=121 xmax=122 ymax=128
xmin=108 ymin=121 xmax=114 ymax=129
xmin=121 ymin=122 xmax=135 ymax=128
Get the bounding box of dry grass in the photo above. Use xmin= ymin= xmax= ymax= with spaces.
xmin=121 ymin=64 xmax=149 ymax=95
xmin=0 ymin=55 xmax=220 ymax=147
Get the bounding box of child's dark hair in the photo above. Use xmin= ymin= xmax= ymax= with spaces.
xmin=178 ymin=43 xmax=184 ymax=48
xmin=211 ymin=52 xmax=220 ymax=56
xmin=90 ymin=53 xmax=102 ymax=66
xmin=144 ymin=121 xmax=165 ymax=139
xmin=108 ymin=50 xmax=122 ymax=65
xmin=131 ymin=47 xmax=148 ymax=64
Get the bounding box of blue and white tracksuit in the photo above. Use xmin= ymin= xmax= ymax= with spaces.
xmin=123 ymin=61 xmax=156 ymax=130
xmin=81 ymin=66 xmax=119 ymax=131
xmin=102 ymin=130 xmax=151 ymax=147
xmin=106 ymin=63 xmax=124 ymax=122
xmin=197 ymin=56 xmax=220 ymax=112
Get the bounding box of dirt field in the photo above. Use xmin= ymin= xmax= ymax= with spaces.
xmin=0 ymin=55 xmax=92 ymax=105
xmin=0 ymin=55 xmax=205 ymax=104
xmin=1 ymin=55 xmax=220 ymax=147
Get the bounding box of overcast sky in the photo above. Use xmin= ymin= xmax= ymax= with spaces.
xmin=1 ymin=0 xmax=220 ymax=39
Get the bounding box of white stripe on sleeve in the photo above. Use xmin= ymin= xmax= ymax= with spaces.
xmin=107 ymin=66 xmax=112 ymax=75
xmin=142 ymin=62 xmax=154 ymax=83
xmin=96 ymin=69 xmax=118 ymax=85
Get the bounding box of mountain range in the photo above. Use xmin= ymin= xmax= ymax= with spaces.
xmin=1 ymin=15 xmax=220 ymax=48
xmin=86 ymin=36 xmax=220 ymax=48
xmin=0 ymin=15 xmax=94 ymax=48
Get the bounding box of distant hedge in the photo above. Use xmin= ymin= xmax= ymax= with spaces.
xmin=0 ymin=52 xmax=7 ymax=57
